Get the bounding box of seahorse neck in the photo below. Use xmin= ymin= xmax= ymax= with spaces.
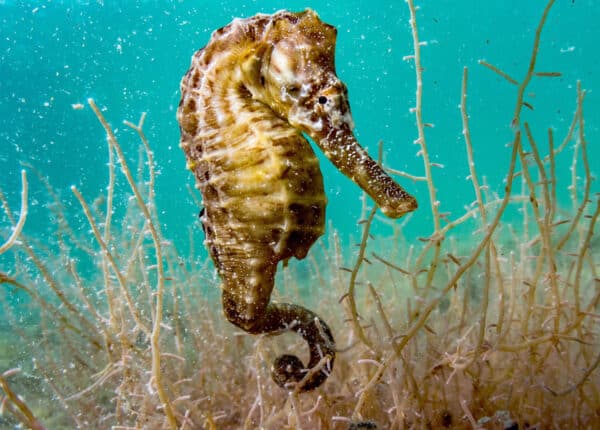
xmin=196 ymin=49 xmax=289 ymax=142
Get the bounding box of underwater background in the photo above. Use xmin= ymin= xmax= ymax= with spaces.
xmin=1 ymin=0 xmax=599 ymax=429
xmin=1 ymin=0 xmax=598 ymax=246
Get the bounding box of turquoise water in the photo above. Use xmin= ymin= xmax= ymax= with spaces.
xmin=0 ymin=2 xmax=598 ymax=427
xmin=1 ymin=0 xmax=598 ymax=259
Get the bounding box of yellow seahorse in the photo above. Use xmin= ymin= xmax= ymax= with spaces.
xmin=177 ymin=9 xmax=417 ymax=391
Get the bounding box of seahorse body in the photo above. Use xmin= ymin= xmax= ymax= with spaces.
xmin=177 ymin=9 xmax=417 ymax=391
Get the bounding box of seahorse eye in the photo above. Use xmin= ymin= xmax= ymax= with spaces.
xmin=318 ymin=96 xmax=328 ymax=104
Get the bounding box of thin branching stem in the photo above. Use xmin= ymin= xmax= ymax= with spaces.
xmin=87 ymin=99 xmax=177 ymax=429
xmin=406 ymin=0 xmax=442 ymax=289
xmin=0 ymin=170 xmax=28 ymax=255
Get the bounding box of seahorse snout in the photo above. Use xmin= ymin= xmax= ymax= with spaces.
xmin=311 ymin=124 xmax=418 ymax=219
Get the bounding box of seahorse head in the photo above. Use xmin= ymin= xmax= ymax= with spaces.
xmin=244 ymin=9 xmax=417 ymax=218
xmin=253 ymin=11 xmax=350 ymax=131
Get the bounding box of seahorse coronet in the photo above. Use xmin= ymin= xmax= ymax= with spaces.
xmin=177 ymin=8 xmax=417 ymax=392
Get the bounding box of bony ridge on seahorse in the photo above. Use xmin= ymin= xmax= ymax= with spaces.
xmin=177 ymin=9 xmax=417 ymax=392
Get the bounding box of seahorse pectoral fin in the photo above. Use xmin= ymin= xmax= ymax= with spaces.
xmin=313 ymin=124 xmax=417 ymax=219
xmin=240 ymin=43 xmax=268 ymax=77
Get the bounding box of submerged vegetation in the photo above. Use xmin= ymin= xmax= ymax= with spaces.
xmin=1 ymin=0 xmax=598 ymax=428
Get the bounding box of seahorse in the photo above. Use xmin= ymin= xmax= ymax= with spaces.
xmin=177 ymin=9 xmax=417 ymax=391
